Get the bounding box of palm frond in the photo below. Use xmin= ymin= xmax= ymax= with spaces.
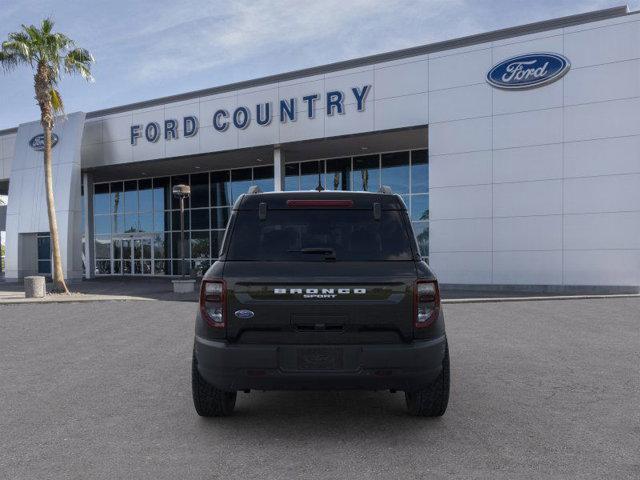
xmin=0 ymin=50 xmax=19 ymax=71
xmin=23 ymin=24 xmax=43 ymax=46
xmin=50 ymin=87 xmax=64 ymax=113
xmin=1 ymin=17 xmax=95 ymax=115
xmin=64 ymin=47 xmax=94 ymax=81
xmin=41 ymin=17 xmax=54 ymax=35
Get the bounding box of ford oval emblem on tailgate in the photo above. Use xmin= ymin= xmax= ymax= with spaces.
xmin=234 ymin=310 xmax=255 ymax=319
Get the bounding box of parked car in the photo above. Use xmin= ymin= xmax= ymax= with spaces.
xmin=192 ymin=188 xmax=449 ymax=416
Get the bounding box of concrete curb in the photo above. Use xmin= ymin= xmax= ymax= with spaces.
xmin=0 ymin=295 xmax=153 ymax=305
xmin=442 ymin=293 xmax=640 ymax=304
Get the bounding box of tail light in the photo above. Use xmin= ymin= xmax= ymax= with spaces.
xmin=200 ymin=280 xmax=226 ymax=328
xmin=414 ymin=280 xmax=440 ymax=328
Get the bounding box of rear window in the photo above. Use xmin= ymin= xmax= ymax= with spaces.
xmin=226 ymin=209 xmax=414 ymax=261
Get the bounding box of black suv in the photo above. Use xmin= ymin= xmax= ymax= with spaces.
xmin=192 ymin=189 xmax=449 ymax=417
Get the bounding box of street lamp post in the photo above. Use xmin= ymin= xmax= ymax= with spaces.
xmin=172 ymin=184 xmax=191 ymax=278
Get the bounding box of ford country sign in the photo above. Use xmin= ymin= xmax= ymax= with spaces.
xmin=29 ymin=133 xmax=59 ymax=151
xmin=487 ymin=53 xmax=570 ymax=90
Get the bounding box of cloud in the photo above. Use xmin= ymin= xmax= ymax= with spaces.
xmin=114 ymin=0 xmax=468 ymax=82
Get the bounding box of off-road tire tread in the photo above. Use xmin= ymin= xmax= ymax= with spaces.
xmin=192 ymin=354 xmax=237 ymax=417
xmin=405 ymin=342 xmax=450 ymax=417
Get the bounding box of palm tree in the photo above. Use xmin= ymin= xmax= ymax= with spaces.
xmin=0 ymin=18 xmax=93 ymax=293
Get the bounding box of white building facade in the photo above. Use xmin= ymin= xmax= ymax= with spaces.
xmin=1 ymin=6 xmax=639 ymax=291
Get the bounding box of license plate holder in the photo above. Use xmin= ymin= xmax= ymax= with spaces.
xmin=296 ymin=347 xmax=344 ymax=370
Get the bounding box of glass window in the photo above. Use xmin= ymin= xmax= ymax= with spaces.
xmin=124 ymin=213 xmax=138 ymax=233
xmin=411 ymin=149 xmax=429 ymax=193
xmin=191 ymin=259 xmax=210 ymax=277
xmin=190 ymin=173 xmax=209 ymax=208
xmin=300 ymin=161 xmax=324 ymax=191
xmin=113 ymin=260 xmax=122 ymax=274
xmin=325 ymin=158 xmax=350 ymax=191
xmin=191 ymin=260 xmax=211 ymax=277
xmin=381 ymin=151 xmax=410 ymax=194
xmin=231 ymin=168 xmax=252 ymax=203
xmin=211 ymin=207 xmax=230 ymax=230
xmin=191 ymin=208 xmax=210 ymax=230
xmin=154 ymin=260 xmax=170 ymax=275
xmin=111 ymin=182 xmax=123 ymax=215
xmin=154 ymin=211 xmax=169 ymax=232
xmin=412 ymin=222 xmax=429 ymax=257
xmin=94 ymin=183 xmax=110 ymax=215
xmin=112 ymin=215 xmax=125 ymax=234
xmin=253 ymin=166 xmax=274 ymax=192
xmin=153 ymin=233 xmax=169 ymax=259
xmin=124 ymin=180 xmax=138 ymax=213
xmin=172 ymin=232 xmax=186 ymax=258
xmin=153 ymin=177 xmax=171 ymax=212
xmin=139 ymin=213 xmax=153 ymax=232
xmin=284 ymin=163 xmax=299 ymax=191
xmin=353 ymin=155 xmax=380 ymax=192
xmin=138 ymin=178 xmax=153 ymax=212
xmin=227 ymin=210 xmax=414 ymax=261
xmin=38 ymin=260 xmax=52 ymax=274
xmin=172 ymin=260 xmax=187 ymax=277
xmin=37 ymin=234 xmax=51 ymax=260
xmin=171 ymin=175 xmax=190 ymax=209
xmin=411 ymin=194 xmax=429 ymax=221
xmin=190 ymin=231 xmax=210 ymax=258
xmin=94 ymin=215 xmax=111 ymax=235
xmin=95 ymin=260 xmax=111 ymax=275
xmin=210 ymin=171 xmax=231 ymax=207
xmin=171 ymin=210 xmax=190 ymax=231
xmin=121 ymin=239 xmax=132 ymax=260
xmin=95 ymin=236 xmax=111 ymax=259
xmin=113 ymin=239 xmax=123 ymax=260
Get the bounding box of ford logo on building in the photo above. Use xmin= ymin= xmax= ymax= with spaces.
xmin=487 ymin=53 xmax=570 ymax=90
xmin=29 ymin=133 xmax=59 ymax=151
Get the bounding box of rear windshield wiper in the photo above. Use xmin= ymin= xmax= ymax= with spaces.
xmin=288 ymin=247 xmax=337 ymax=260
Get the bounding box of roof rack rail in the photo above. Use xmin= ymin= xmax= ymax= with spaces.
xmin=247 ymin=185 xmax=262 ymax=194
xmin=378 ymin=185 xmax=393 ymax=194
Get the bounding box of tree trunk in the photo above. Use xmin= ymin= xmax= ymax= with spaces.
xmin=43 ymin=123 xmax=69 ymax=294
xmin=35 ymin=65 xmax=69 ymax=294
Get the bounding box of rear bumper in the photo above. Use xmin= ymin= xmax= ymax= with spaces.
xmin=194 ymin=335 xmax=447 ymax=391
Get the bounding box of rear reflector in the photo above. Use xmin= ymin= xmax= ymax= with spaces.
xmin=286 ymin=199 xmax=354 ymax=208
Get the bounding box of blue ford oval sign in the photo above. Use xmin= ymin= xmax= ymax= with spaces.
xmin=29 ymin=133 xmax=59 ymax=151
xmin=234 ymin=309 xmax=255 ymax=319
xmin=487 ymin=53 xmax=570 ymax=90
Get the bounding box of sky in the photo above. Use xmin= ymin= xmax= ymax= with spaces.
xmin=0 ymin=0 xmax=638 ymax=130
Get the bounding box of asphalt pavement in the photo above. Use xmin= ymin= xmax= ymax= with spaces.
xmin=1 ymin=298 xmax=638 ymax=479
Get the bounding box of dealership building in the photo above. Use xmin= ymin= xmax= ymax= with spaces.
xmin=1 ymin=5 xmax=639 ymax=291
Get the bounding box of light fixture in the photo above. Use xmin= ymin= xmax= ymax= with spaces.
xmin=256 ymin=157 xmax=263 ymax=163
xmin=141 ymin=171 xmax=147 ymax=175
xmin=360 ymin=146 xmax=368 ymax=151
xmin=194 ymin=166 xmax=201 ymax=169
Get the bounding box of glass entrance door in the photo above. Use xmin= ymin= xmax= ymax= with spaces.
xmin=133 ymin=237 xmax=153 ymax=275
xmin=112 ymin=235 xmax=154 ymax=275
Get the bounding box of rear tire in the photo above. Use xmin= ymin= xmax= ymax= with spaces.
xmin=192 ymin=353 xmax=237 ymax=417
xmin=405 ymin=342 xmax=450 ymax=417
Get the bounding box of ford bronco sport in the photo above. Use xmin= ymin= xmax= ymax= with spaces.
xmin=192 ymin=188 xmax=449 ymax=417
